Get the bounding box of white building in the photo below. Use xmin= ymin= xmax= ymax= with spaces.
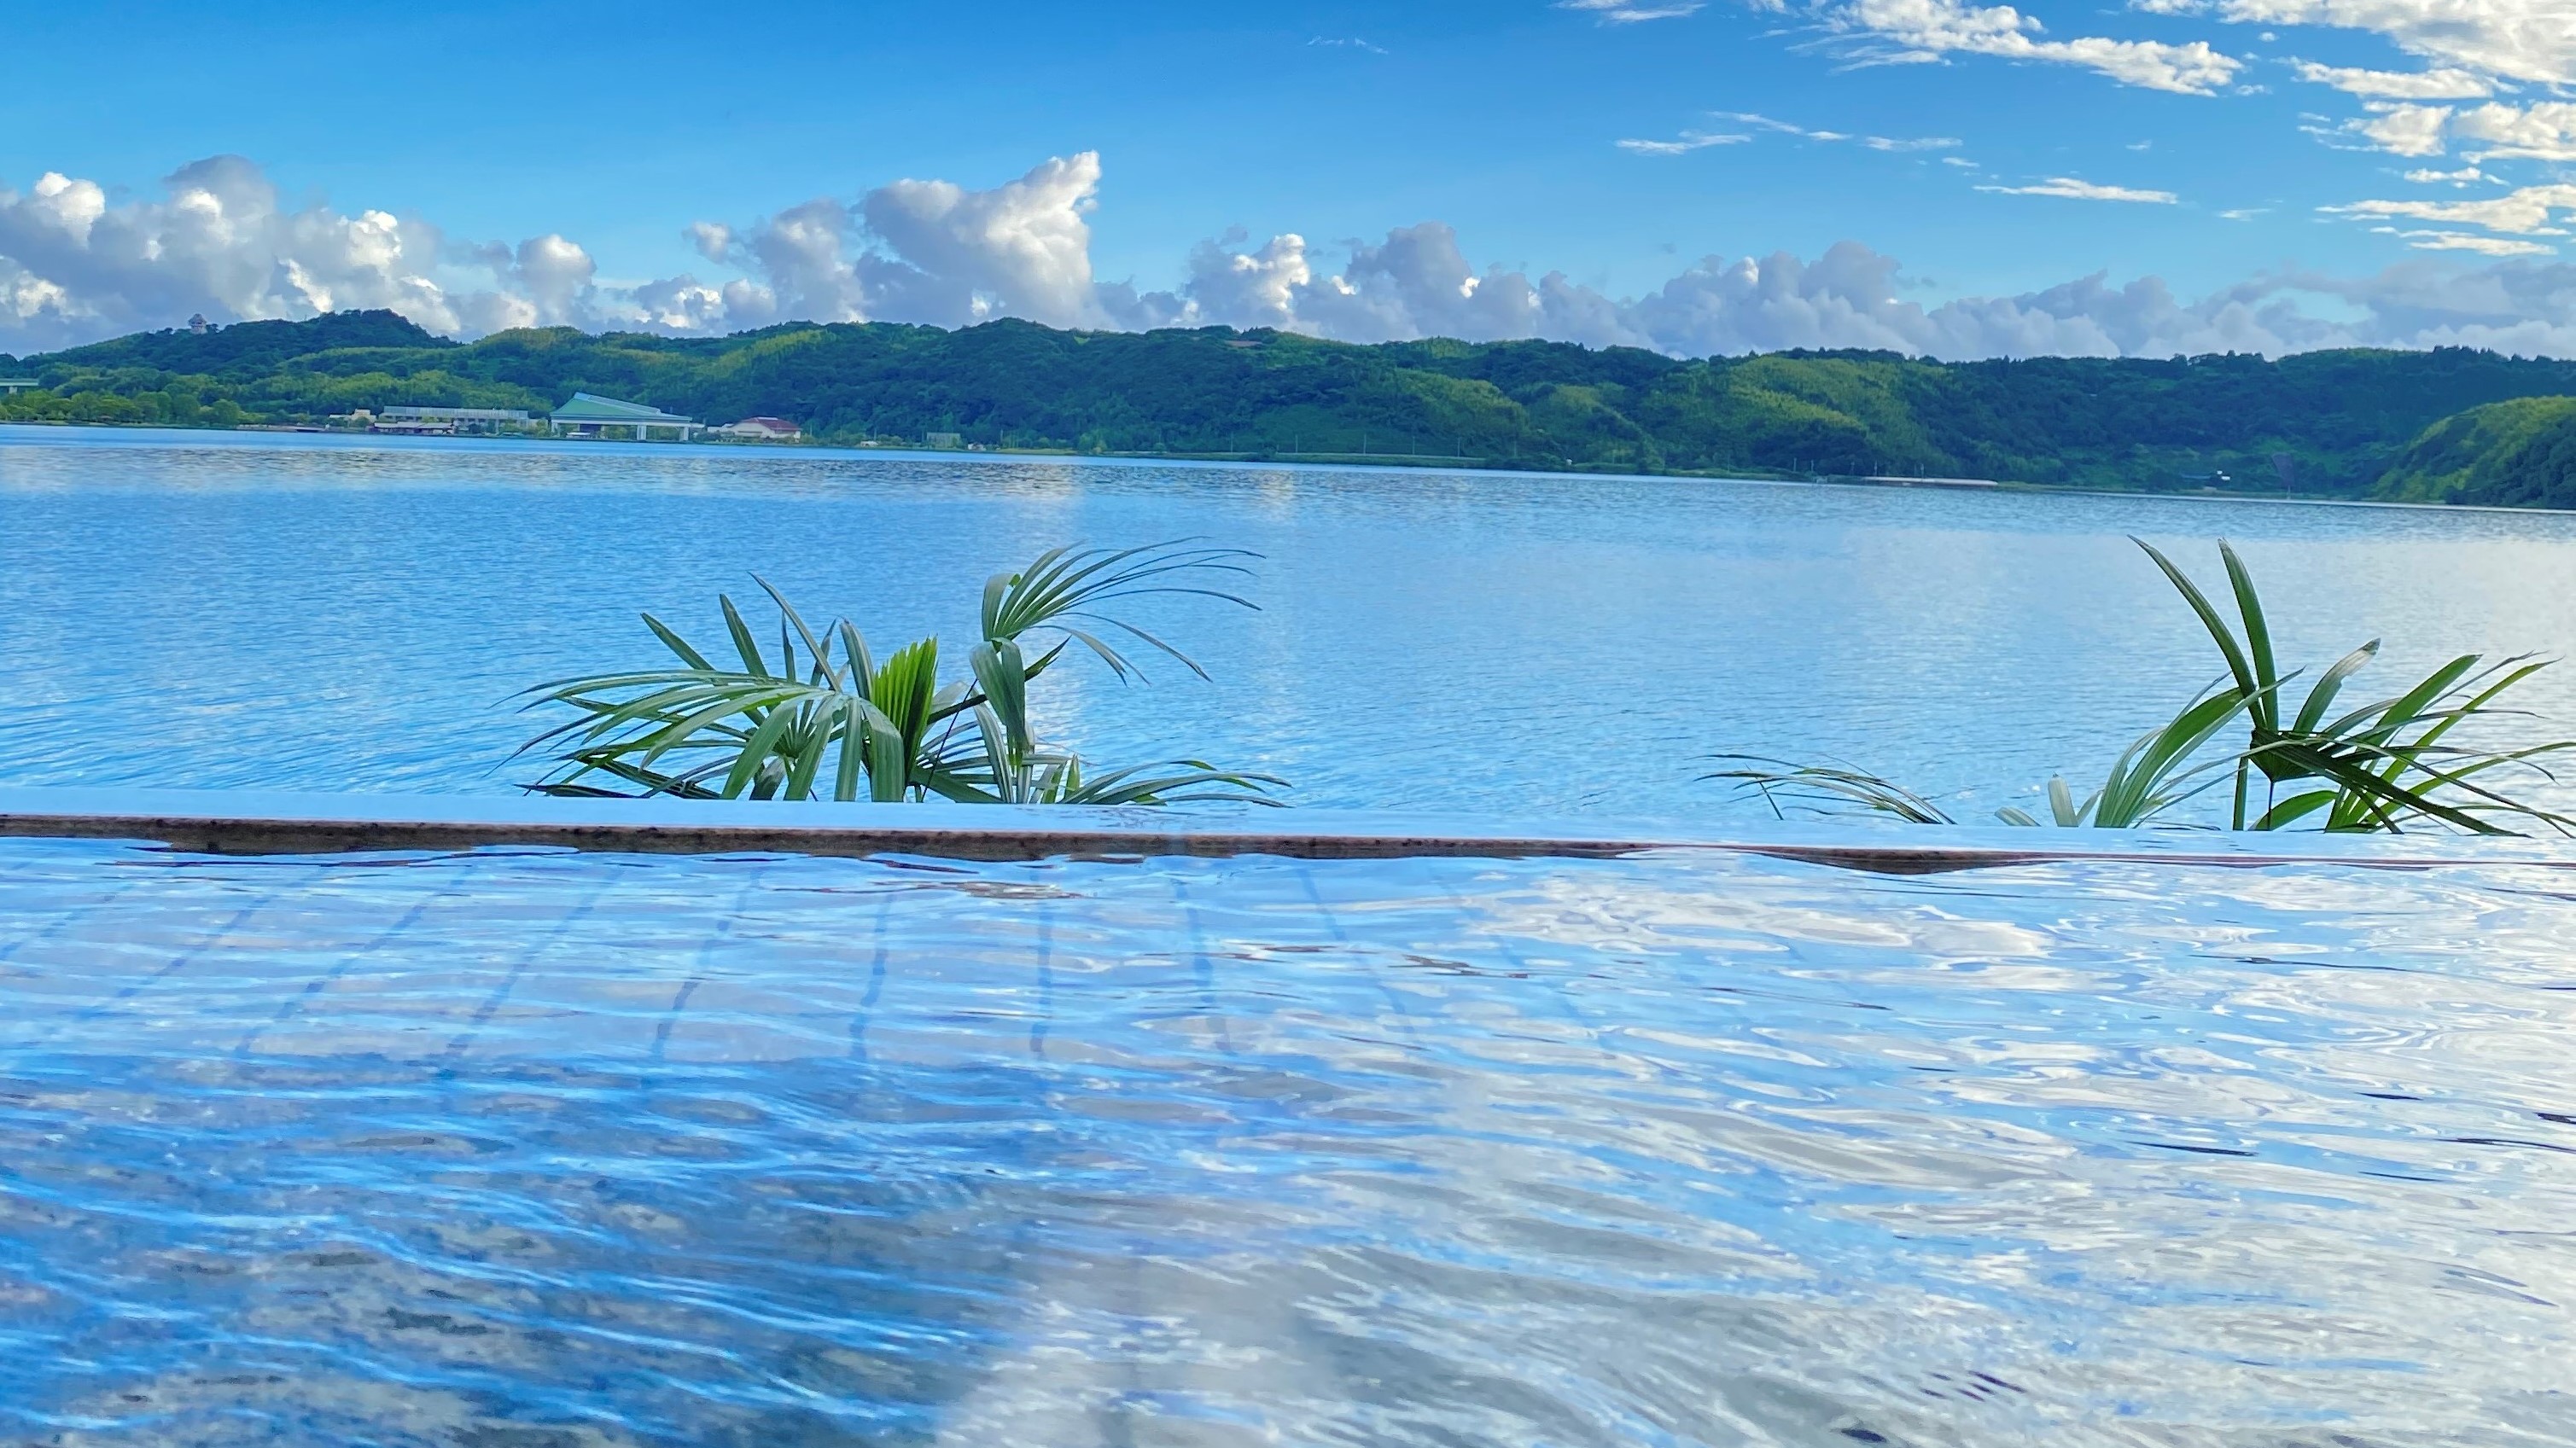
xmin=712 ymin=416 xmax=802 ymax=442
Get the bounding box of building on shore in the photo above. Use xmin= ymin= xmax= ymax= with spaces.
xmin=549 ymin=393 xmax=702 ymax=442
xmin=376 ymin=406 xmax=533 ymax=436
xmin=711 ymin=416 xmax=802 ymax=442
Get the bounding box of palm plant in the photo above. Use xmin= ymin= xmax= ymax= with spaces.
xmin=2136 ymin=538 xmax=2573 ymax=834
xmin=1703 ymin=756 xmax=1961 ymax=824
xmin=1708 ymin=683 xmax=2244 ymax=829
xmin=1711 ymin=539 xmax=2576 ymax=834
xmin=516 ymin=542 xmax=1285 ymax=806
xmin=1990 ymin=683 xmax=2247 ymax=828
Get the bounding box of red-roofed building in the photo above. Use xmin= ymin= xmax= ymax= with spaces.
xmin=714 ymin=416 xmax=802 ymax=442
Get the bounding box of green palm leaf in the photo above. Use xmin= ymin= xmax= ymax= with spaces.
xmin=516 ymin=544 xmax=1280 ymax=809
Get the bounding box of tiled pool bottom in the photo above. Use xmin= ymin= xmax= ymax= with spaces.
xmin=1 ymin=841 xmax=2571 ymax=1447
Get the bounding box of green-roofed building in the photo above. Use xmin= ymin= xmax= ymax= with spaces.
xmin=549 ymin=392 xmax=702 ymax=442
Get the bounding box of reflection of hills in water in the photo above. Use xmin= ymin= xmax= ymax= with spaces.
xmin=3 ymin=839 xmax=2573 ymax=1444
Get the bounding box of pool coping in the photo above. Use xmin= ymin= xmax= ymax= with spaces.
xmin=2 ymin=788 xmax=2570 ymax=874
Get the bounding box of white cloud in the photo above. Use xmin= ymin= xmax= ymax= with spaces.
xmin=22 ymin=151 xmax=2576 ymax=367
xmin=1558 ymin=0 xmax=1705 ymax=19
xmin=1976 ymin=176 xmax=2183 ymax=202
xmin=1617 ymin=131 xmax=1752 ymax=154
xmin=2404 ymin=165 xmax=2491 ymax=183
xmin=1827 ymin=0 xmax=2245 ymax=93
xmin=1716 ymin=113 xmax=1850 ymax=140
xmin=2453 ymin=101 xmax=2576 ymax=161
xmin=2337 ymin=101 xmax=2576 ymax=161
xmin=675 ymin=153 xmax=1128 ymax=332
xmin=1171 ymin=230 xmax=1312 ymax=331
xmin=2346 ymin=101 xmax=2455 ymax=155
xmin=2374 ymin=226 xmax=2556 ymax=255
xmin=860 ymin=153 xmax=1109 ymax=328
xmin=1708 ymin=112 xmax=1960 ymax=150
xmin=2327 ymin=182 xmax=2576 ymax=234
xmin=2217 ymin=0 xmax=2575 ymax=86
xmin=0 ymin=156 xmax=481 ymax=352
xmin=2290 ymin=60 xmax=2494 ymax=96
xmin=1162 ymin=229 xmax=2438 ymax=362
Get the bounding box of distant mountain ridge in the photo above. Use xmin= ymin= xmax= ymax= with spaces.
xmin=10 ymin=310 xmax=2576 ymax=499
xmin=12 ymin=310 xmax=451 ymax=377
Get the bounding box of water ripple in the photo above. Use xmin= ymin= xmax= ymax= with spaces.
xmin=0 ymin=840 xmax=2567 ymax=1443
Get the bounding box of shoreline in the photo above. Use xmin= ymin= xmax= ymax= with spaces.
xmin=0 ymin=417 xmax=2557 ymax=515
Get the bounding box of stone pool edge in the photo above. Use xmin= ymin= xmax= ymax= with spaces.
xmin=2 ymin=788 xmax=2569 ymax=875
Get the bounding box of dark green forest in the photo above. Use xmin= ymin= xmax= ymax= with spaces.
xmin=9 ymin=309 xmax=2576 ymax=497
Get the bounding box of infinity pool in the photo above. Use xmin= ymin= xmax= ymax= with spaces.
xmin=3 ymin=835 xmax=2570 ymax=1445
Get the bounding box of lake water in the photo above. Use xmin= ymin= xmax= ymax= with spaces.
xmin=9 ymin=425 xmax=2576 ymax=821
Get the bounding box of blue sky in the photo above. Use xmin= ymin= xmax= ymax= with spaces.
xmin=2 ymin=0 xmax=2570 ymax=358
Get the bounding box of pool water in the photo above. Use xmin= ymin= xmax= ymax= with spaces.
xmin=3 ymin=836 xmax=2571 ymax=1445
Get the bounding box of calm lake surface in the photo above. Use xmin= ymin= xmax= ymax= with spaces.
xmin=7 ymin=423 xmax=2576 ymax=818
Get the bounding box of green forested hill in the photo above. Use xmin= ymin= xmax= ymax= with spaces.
xmin=9 ymin=311 xmax=2576 ymax=498
xmin=2378 ymin=397 xmax=2576 ymax=509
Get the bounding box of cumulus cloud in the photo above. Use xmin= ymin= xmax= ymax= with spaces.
xmin=0 ymin=156 xmax=476 ymax=352
xmin=656 ymin=153 xmax=1146 ymax=333
xmin=1975 ymin=176 xmax=2183 ymax=202
xmin=0 ymin=155 xmax=661 ymax=350
xmin=17 ymin=150 xmax=2576 ymax=366
xmin=1146 ymin=222 xmax=2576 ymax=361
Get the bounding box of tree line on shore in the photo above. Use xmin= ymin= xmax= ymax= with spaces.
xmin=8 ymin=310 xmax=2576 ymax=502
